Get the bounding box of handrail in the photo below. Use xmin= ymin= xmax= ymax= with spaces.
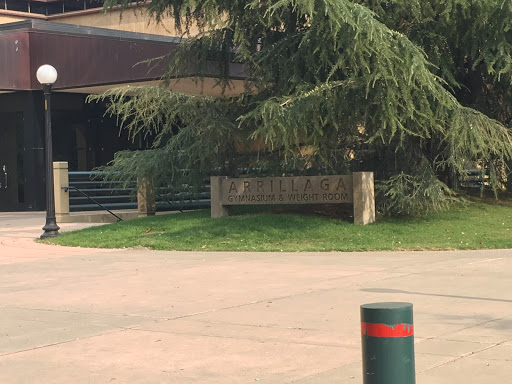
xmin=67 ymin=170 xmax=212 ymax=213
xmin=63 ymin=186 xmax=123 ymax=222
xmin=157 ymin=193 xmax=184 ymax=213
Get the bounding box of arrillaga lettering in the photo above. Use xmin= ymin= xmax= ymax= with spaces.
xmin=228 ymin=182 xmax=238 ymax=194
xmin=336 ymin=178 xmax=346 ymax=191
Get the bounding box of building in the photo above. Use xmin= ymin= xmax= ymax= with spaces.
xmin=0 ymin=0 xmax=244 ymax=211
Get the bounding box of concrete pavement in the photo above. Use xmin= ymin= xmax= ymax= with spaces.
xmin=0 ymin=211 xmax=511 ymax=383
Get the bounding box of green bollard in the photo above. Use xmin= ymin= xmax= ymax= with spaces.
xmin=361 ymin=302 xmax=415 ymax=384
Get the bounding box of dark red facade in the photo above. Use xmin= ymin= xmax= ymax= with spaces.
xmin=0 ymin=20 xmax=245 ymax=91
xmin=0 ymin=31 xmax=31 ymax=90
xmin=0 ymin=21 xmax=179 ymax=91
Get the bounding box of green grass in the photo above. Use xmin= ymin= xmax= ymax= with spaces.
xmin=45 ymin=198 xmax=512 ymax=252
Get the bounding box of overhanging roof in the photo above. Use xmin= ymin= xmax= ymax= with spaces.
xmin=0 ymin=20 xmax=245 ymax=94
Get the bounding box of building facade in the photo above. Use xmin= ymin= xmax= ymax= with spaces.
xmin=0 ymin=1 xmax=243 ymax=211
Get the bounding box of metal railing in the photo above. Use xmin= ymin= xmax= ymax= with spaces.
xmin=460 ymin=169 xmax=490 ymax=189
xmin=68 ymin=171 xmax=137 ymax=212
xmin=64 ymin=185 xmax=124 ymax=221
xmin=67 ymin=171 xmax=211 ymax=213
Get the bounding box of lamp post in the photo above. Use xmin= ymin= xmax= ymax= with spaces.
xmin=37 ymin=64 xmax=60 ymax=239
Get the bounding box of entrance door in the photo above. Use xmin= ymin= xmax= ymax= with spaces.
xmin=0 ymin=114 xmax=20 ymax=211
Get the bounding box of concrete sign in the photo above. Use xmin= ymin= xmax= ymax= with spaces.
xmin=220 ymin=175 xmax=353 ymax=205
xmin=211 ymin=172 xmax=375 ymax=225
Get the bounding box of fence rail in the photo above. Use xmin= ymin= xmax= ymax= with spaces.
xmin=460 ymin=169 xmax=490 ymax=189
xmin=68 ymin=172 xmax=136 ymax=212
xmin=67 ymin=170 xmax=211 ymax=213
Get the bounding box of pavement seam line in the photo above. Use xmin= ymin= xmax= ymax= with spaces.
xmin=417 ymin=341 xmax=508 ymax=374
xmin=0 ymin=305 xmax=169 ymax=321
xmin=434 ymin=313 xmax=512 ymax=339
xmin=139 ymin=271 xmax=424 ymax=324
xmin=0 ymin=328 xmax=130 ymax=358
xmin=124 ymin=327 xmax=358 ymax=349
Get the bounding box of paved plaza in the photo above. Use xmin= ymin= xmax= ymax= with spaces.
xmin=0 ymin=212 xmax=511 ymax=383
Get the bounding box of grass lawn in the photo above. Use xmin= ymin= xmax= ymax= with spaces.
xmin=45 ymin=197 xmax=512 ymax=252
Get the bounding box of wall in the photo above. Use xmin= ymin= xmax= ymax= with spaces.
xmin=0 ymin=14 xmax=28 ymax=24
xmin=0 ymin=6 xmax=199 ymax=37
xmin=51 ymin=7 xmax=195 ymax=36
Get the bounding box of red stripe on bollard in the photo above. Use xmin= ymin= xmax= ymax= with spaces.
xmin=361 ymin=322 xmax=414 ymax=338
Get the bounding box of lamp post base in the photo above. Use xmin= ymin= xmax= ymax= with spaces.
xmin=41 ymin=218 xmax=60 ymax=239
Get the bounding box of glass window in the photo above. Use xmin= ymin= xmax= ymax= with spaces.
xmin=6 ymin=0 xmax=29 ymax=12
